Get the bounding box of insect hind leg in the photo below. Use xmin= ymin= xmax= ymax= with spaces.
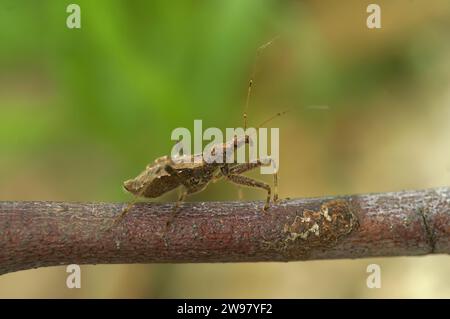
xmin=112 ymin=192 xmax=149 ymax=228
xmin=259 ymin=157 xmax=279 ymax=203
xmin=165 ymin=187 xmax=187 ymax=229
xmin=227 ymin=157 xmax=279 ymax=204
xmin=225 ymin=174 xmax=271 ymax=211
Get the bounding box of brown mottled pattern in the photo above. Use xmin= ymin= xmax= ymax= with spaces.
xmin=0 ymin=187 xmax=449 ymax=275
xmin=281 ymin=200 xmax=358 ymax=257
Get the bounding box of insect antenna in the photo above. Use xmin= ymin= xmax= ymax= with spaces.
xmin=256 ymin=109 xmax=289 ymax=129
xmin=243 ymin=37 xmax=278 ymax=131
xmin=243 ymin=109 xmax=289 ymax=146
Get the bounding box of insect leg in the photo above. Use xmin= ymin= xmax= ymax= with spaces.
xmin=228 ymin=161 xmax=262 ymax=174
xmin=260 ymin=157 xmax=279 ymax=203
xmin=165 ymin=187 xmax=187 ymax=230
xmin=273 ymin=171 xmax=279 ymax=203
xmin=176 ymin=188 xmax=187 ymax=206
xmin=224 ymin=173 xmax=271 ymax=211
xmin=211 ymin=169 xmax=223 ymax=183
xmin=228 ymin=159 xmax=279 ymax=203
xmin=113 ymin=193 xmax=141 ymax=227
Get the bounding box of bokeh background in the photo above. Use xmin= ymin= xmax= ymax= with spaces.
xmin=1 ymin=0 xmax=450 ymax=298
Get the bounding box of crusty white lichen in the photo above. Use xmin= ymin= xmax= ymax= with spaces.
xmin=283 ymin=200 xmax=358 ymax=247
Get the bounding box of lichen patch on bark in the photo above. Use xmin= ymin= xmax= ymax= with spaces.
xmin=282 ymin=200 xmax=359 ymax=254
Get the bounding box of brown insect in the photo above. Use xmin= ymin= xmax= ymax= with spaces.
xmin=115 ymin=39 xmax=284 ymax=226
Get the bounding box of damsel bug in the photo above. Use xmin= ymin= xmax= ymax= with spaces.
xmin=115 ymin=39 xmax=285 ymax=226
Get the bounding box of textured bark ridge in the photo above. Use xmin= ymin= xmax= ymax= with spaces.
xmin=0 ymin=187 xmax=449 ymax=275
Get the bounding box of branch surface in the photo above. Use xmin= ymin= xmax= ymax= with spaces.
xmin=0 ymin=187 xmax=449 ymax=275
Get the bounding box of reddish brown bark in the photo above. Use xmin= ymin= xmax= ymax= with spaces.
xmin=0 ymin=187 xmax=449 ymax=275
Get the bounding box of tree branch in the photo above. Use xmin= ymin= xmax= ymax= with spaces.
xmin=1 ymin=187 xmax=449 ymax=275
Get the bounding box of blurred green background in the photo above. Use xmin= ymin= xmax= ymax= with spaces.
xmin=1 ymin=0 xmax=450 ymax=298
